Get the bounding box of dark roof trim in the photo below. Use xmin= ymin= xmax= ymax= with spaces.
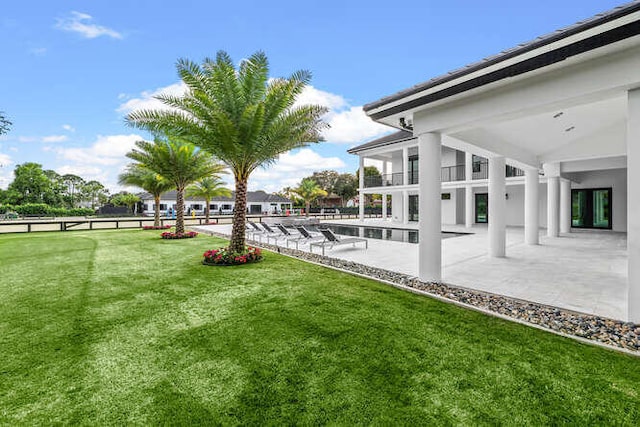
xmin=347 ymin=130 xmax=415 ymax=154
xmin=365 ymin=2 xmax=640 ymax=117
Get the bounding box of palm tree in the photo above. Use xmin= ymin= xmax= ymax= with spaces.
xmin=186 ymin=176 xmax=231 ymax=223
xmin=293 ymin=178 xmax=327 ymax=217
xmin=125 ymin=138 xmax=225 ymax=234
xmin=126 ymin=50 xmax=328 ymax=253
xmin=118 ymin=164 xmax=173 ymax=227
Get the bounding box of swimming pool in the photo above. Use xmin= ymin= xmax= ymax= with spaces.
xmin=308 ymin=224 xmax=466 ymax=244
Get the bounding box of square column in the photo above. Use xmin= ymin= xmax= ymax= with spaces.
xmin=524 ymin=168 xmax=539 ymax=245
xmin=560 ymin=179 xmax=571 ymax=234
xmin=358 ymin=156 xmax=365 ymax=222
xmin=402 ymin=190 xmax=409 ymax=225
xmin=488 ymin=156 xmax=506 ymax=257
xmin=547 ymin=177 xmax=560 ymax=237
xmin=402 ymin=147 xmax=409 ymax=186
xmin=418 ymin=132 xmax=442 ymax=282
xmin=382 ymin=193 xmax=388 ymax=220
xmin=465 ymin=152 xmax=474 ymax=228
xmin=627 ymin=88 xmax=640 ymax=323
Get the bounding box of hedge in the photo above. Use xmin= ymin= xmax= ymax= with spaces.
xmin=10 ymin=204 xmax=94 ymax=217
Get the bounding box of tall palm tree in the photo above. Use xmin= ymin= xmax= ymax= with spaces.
xmin=292 ymin=178 xmax=327 ymax=217
xmin=126 ymin=50 xmax=328 ymax=253
xmin=118 ymin=164 xmax=173 ymax=227
xmin=125 ymin=138 xmax=225 ymax=234
xmin=186 ymin=176 xmax=231 ymax=223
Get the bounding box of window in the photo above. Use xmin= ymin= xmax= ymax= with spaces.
xmin=408 ymin=155 xmax=419 ymax=185
xmin=222 ymin=204 xmax=232 ymax=210
xmin=159 ymin=204 xmax=167 ymax=210
xmin=210 ymin=204 xmax=218 ymax=210
xmin=191 ymin=204 xmax=202 ymax=210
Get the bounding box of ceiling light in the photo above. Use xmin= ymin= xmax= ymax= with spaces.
xmin=565 ymin=126 xmax=575 ymax=132
xmin=553 ymin=112 xmax=563 ymax=119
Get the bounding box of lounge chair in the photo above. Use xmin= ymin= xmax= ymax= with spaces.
xmin=310 ymin=228 xmax=368 ymax=256
xmin=247 ymin=221 xmax=266 ymax=240
xmin=259 ymin=222 xmax=284 ymax=243
xmin=292 ymin=225 xmax=325 ymax=249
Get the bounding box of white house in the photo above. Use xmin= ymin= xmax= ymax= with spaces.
xmin=353 ymin=1 xmax=640 ymax=322
xmin=139 ymin=190 xmax=293 ymax=216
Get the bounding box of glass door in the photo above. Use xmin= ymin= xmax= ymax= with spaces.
xmin=475 ymin=193 xmax=488 ymax=223
xmin=408 ymin=195 xmax=419 ymax=222
xmin=571 ymin=188 xmax=611 ymax=229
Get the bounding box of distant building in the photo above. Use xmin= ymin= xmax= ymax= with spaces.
xmin=139 ymin=190 xmax=293 ymax=216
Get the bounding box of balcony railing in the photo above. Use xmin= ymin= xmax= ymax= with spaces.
xmin=362 ymin=163 xmax=524 ymax=188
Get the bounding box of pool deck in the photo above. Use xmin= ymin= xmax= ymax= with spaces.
xmin=193 ymin=219 xmax=628 ymax=321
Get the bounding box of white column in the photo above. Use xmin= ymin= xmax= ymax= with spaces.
xmin=560 ymin=179 xmax=571 ymax=234
xmin=524 ymin=168 xmax=539 ymax=245
xmin=488 ymin=156 xmax=506 ymax=257
xmin=547 ymin=177 xmax=560 ymax=237
xmin=465 ymin=152 xmax=473 ymax=228
xmin=627 ymin=88 xmax=640 ymax=323
xmin=402 ymin=147 xmax=409 ymax=186
xmin=402 ymin=190 xmax=409 ymax=225
xmin=418 ymin=132 xmax=442 ymax=282
xmin=382 ymin=193 xmax=388 ymax=220
xmin=358 ymin=156 xmax=365 ymax=222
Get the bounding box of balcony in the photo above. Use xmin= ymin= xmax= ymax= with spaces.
xmin=362 ymin=163 xmax=524 ymax=188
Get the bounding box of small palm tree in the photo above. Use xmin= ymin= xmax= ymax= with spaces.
xmin=125 ymin=138 xmax=226 ymax=234
xmin=119 ymin=164 xmax=173 ymax=227
xmin=126 ymin=50 xmax=328 ymax=253
xmin=293 ymin=178 xmax=327 ymax=217
xmin=186 ymin=176 xmax=231 ymax=223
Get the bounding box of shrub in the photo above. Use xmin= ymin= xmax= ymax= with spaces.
xmin=15 ymin=203 xmax=49 ymax=215
xmin=143 ymin=225 xmax=171 ymax=230
xmin=202 ymin=246 xmax=262 ymax=266
xmin=0 ymin=204 xmax=14 ymax=214
xmin=161 ymin=231 xmax=198 ymax=239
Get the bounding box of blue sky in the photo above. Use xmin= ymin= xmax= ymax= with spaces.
xmin=0 ymin=0 xmax=626 ymax=193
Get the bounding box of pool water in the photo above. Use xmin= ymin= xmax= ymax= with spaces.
xmin=308 ymin=224 xmax=466 ymax=244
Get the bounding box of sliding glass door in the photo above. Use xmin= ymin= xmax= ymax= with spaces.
xmin=475 ymin=193 xmax=488 ymax=223
xmin=571 ymin=188 xmax=611 ymax=229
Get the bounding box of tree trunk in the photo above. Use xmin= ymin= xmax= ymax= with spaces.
xmin=305 ymin=202 xmax=310 ymax=217
xmin=230 ymin=177 xmax=248 ymax=253
xmin=176 ymin=186 xmax=185 ymax=234
xmin=205 ymin=197 xmax=210 ymax=223
xmin=154 ymin=195 xmax=161 ymax=227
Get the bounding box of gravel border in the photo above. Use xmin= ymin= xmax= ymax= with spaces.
xmin=195 ymin=227 xmax=639 ymax=354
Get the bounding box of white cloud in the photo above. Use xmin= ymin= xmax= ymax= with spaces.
xmin=117 ymin=82 xmax=187 ymax=114
xmin=42 ymin=135 xmax=68 ymax=143
xmin=28 ymin=47 xmax=47 ymax=56
xmin=18 ymin=136 xmax=37 ymax=143
xmin=62 ymin=124 xmax=75 ymax=132
xmin=0 ymin=153 xmax=13 ymax=189
xmin=247 ymin=148 xmax=346 ymax=193
xmin=55 ymin=11 xmax=123 ymax=40
xmin=55 ymin=134 xmax=141 ymax=166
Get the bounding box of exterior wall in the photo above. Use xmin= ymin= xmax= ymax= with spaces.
xmin=455 ymin=188 xmax=465 ymax=224
xmin=441 ymin=146 xmax=458 ymax=168
xmin=391 ymin=151 xmax=403 ymax=176
xmin=568 ymin=168 xmax=627 ymax=232
xmin=441 ymin=190 xmax=457 ymax=224
xmin=391 ymin=192 xmax=403 ymax=222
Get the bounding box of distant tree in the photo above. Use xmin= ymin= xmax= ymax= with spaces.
xmin=119 ymin=164 xmax=173 ymax=227
xmin=332 ymin=173 xmax=358 ymax=206
xmin=125 ymin=138 xmax=225 ymax=234
xmin=81 ymin=180 xmax=109 ymax=209
xmin=7 ymin=163 xmax=53 ymax=205
xmin=126 ymin=50 xmax=328 ymax=253
xmin=61 ymin=174 xmax=86 ymax=208
xmin=306 ymin=170 xmax=339 ymax=193
xmin=110 ymin=192 xmax=141 ymax=214
xmin=0 ymin=112 xmax=11 ymax=135
xmin=292 ymin=178 xmax=327 ymax=217
xmin=186 ymin=176 xmax=231 ymax=223
xmin=275 ymin=186 xmax=302 ymax=207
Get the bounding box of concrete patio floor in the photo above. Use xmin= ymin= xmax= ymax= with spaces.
xmin=194 ymin=219 xmax=628 ymax=321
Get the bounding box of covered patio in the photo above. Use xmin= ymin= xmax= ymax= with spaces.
xmin=361 ymin=3 xmax=640 ymax=322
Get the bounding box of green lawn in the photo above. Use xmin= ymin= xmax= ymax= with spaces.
xmin=1 ymin=229 xmax=639 ymax=425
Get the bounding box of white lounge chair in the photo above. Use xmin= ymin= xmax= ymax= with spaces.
xmin=310 ymin=228 xmax=368 ymax=256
